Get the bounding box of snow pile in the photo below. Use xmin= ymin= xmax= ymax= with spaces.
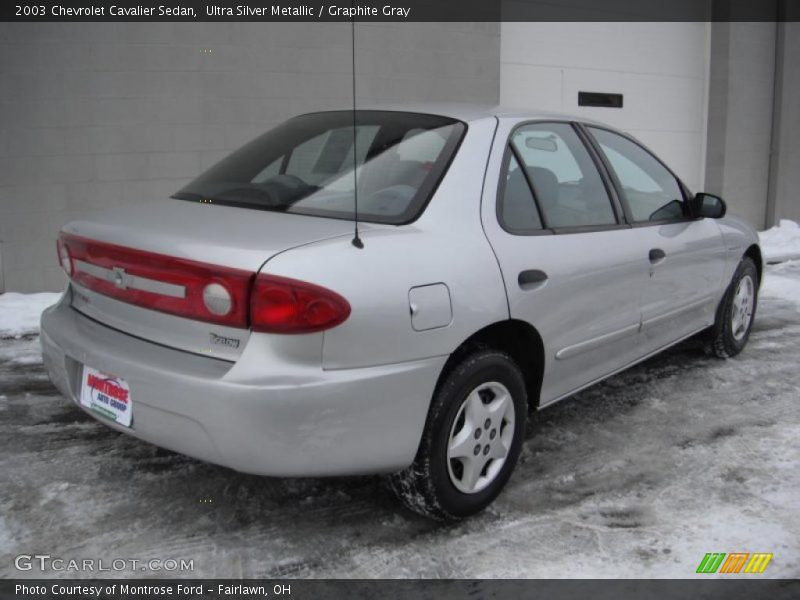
xmin=759 ymin=220 xmax=800 ymax=306
xmin=761 ymin=261 xmax=800 ymax=307
xmin=0 ymin=292 xmax=61 ymax=339
xmin=760 ymin=219 xmax=800 ymax=263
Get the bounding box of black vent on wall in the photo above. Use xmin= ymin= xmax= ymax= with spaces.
xmin=578 ymin=92 xmax=623 ymax=108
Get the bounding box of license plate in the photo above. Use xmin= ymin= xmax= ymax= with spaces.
xmin=80 ymin=366 xmax=133 ymax=428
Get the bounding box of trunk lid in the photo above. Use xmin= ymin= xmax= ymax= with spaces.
xmin=63 ymin=200 xmax=359 ymax=361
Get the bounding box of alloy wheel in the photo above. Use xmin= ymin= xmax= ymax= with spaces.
xmin=731 ymin=274 xmax=755 ymax=341
xmin=446 ymin=381 xmax=516 ymax=494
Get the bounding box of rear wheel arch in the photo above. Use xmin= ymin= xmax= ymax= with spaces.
xmin=435 ymin=319 xmax=545 ymax=411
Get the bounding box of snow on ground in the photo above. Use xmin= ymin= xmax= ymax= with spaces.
xmin=0 ymin=337 xmax=43 ymax=367
xmin=760 ymin=219 xmax=800 ymax=263
xmin=761 ymin=260 xmax=800 ymax=308
xmin=0 ymin=264 xmax=798 ymax=579
xmin=0 ymin=292 xmax=61 ymax=339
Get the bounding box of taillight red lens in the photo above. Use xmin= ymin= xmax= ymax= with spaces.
xmin=250 ymin=274 xmax=351 ymax=334
xmin=58 ymin=232 xmax=351 ymax=334
xmin=59 ymin=232 xmax=253 ymax=328
xmin=56 ymin=237 xmax=73 ymax=276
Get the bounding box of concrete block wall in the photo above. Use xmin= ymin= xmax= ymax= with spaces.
xmin=0 ymin=22 xmax=499 ymax=292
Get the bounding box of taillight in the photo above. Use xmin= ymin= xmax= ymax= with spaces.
xmin=56 ymin=237 xmax=73 ymax=276
xmin=58 ymin=232 xmax=351 ymax=334
xmin=250 ymin=274 xmax=351 ymax=334
xmin=58 ymin=232 xmax=253 ymax=328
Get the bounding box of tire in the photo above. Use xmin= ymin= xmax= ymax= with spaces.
xmin=706 ymin=257 xmax=759 ymax=358
xmin=388 ymin=348 xmax=527 ymax=521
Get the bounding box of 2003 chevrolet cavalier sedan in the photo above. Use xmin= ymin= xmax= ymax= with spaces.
xmin=41 ymin=105 xmax=761 ymax=519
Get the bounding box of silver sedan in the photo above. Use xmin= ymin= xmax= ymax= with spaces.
xmin=41 ymin=105 xmax=761 ymax=520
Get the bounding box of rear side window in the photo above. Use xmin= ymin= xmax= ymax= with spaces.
xmin=499 ymin=153 xmax=543 ymax=233
xmin=173 ymin=111 xmax=465 ymax=225
xmin=588 ymin=127 xmax=686 ymax=223
xmin=509 ymin=123 xmax=617 ymax=229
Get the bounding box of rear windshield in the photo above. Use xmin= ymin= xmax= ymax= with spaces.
xmin=173 ymin=111 xmax=465 ymax=224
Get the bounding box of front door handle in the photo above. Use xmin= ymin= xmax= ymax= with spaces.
xmin=518 ymin=269 xmax=548 ymax=290
xmin=649 ymin=248 xmax=666 ymax=264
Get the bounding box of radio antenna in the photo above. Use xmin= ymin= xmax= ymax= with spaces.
xmin=350 ymin=6 xmax=364 ymax=249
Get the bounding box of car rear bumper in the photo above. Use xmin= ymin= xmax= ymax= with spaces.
xmin=40 ymin=292 xmax=445 ymax=477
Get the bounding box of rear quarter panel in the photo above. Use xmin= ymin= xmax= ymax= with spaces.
xmin=259 ymin=116 xmax=510 ymax=370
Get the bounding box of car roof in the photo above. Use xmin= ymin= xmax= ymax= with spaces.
xmin=335 ymin=102 xmax=615 ymax=129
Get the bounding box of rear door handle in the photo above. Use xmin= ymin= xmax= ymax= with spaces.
xmin=518 ymin=269 xmax=548 ymax=289
xmin=649 ymin=248 xmax=666 ymax=264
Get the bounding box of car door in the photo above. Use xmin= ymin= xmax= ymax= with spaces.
xmin=481 ymin=120 xmax=656 ymax=406
xmin=584 ymin=126 xmax=728 ymax=354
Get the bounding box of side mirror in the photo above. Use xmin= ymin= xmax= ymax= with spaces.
xmin=692 ymin=193 xmax=726 ymax=219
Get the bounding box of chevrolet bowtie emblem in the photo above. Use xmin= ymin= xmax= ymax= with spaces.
xmin=110 ymin=266 xmax=130 ymax=290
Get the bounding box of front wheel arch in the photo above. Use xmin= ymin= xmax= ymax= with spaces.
xmin=744 ymin=244 xmax=762 ymax=289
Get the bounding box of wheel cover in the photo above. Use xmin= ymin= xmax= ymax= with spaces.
xmin=731 ymin=274 xmax=755 ymax=341
xmin=446 ymin=381 xmax=515 ymax=494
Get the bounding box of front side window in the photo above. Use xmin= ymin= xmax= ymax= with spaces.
xmin=173 ymin=111 xmax=465 ymax=224
xmin=509 ymin=123 xmax=617 ymax=229
xmin=588 ymin=127 xmax=686 ymax=223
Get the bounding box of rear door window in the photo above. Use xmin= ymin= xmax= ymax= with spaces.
xmin=499 ymin=153 xmax=543 ymax=233
xmin=509 ymin=123 xmax=617 ymax=229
